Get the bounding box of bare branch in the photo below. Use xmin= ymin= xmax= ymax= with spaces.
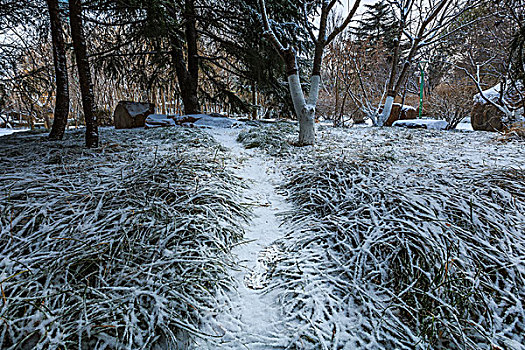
xmin=326 ymin=0 xmax=362 ymax=45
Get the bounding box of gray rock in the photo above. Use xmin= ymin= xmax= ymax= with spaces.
xmin=113 ymin=101 xmax=155 ymax=129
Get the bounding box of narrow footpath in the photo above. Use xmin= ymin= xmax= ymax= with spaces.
xmin=194 ymin=128 xmax=292 ymax=349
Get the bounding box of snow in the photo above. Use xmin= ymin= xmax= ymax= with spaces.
xmin=124 ymin=101 xmax=152 ymax=117
xmin=474 ymin=82 xmax=524 ymax=106
xmin=195 ymin=127 xmax=292 ymax=348
xmin=1 ymin=123 xmax=524 ymax=349
xmin=238 ymin=123 xmax=525 ymax=349
xmin=192 ymin=114 xmax=243 ymax=128
xmin=474 ymin=83 xmax=504 ymax=104
xmin=144 ymin=114 xmax=177 ymax=127
xmin=456 ymin=121 xmax=474 ymax=131
xmin=0 ymin=127 xmax=248 ymax=349
xmin=400 ymin=104 xmax=416 ymax=111
xmin=392 ymin=118 xmax=448 ymax=130
xmin=0 ymin=128 xmax=29 ymax=137
xmin=144 ymin=114 xmax=243 ymax=129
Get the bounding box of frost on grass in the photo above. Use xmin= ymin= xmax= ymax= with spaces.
xmin=245 ymin=125 xmax=525 ymax=349
xmin=237 ymin=122 xmax=296 ymax=156
xmin=0 ymin=128 xmax=248 ymax=349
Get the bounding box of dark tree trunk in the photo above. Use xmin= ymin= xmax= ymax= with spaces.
xmin=47 ymin=0 xmax=69 ymax=140
xmin=68 ymin=0 xmax=98 ymax=147
xmin=168 ymin=0 xmax=200 ymax=115
xmin=251 ymin=81 xmax=257 ymax=120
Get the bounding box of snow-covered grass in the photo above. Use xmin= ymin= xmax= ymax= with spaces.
xmin=0 ymin=127 xmax=248 ymax=349
xmin=241 ymin=124 xmax=525 ymax=349
xmin=237 ymin=122 xmax=296 ymax=156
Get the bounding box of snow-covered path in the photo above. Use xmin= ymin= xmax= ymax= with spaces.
xmin=195 ymin=128 xmax=292 ymax=349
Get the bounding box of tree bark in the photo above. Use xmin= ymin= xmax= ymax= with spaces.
xmin=378 ymin=22 xmax=403 ymax=126
xmin=169 ymin=0 xmax=200 ymax=115
xmin=258 ymin=0 xmax=359 ymax=145
xmin=251 ymin=81 xmax=258 ymax=120
xmin=69 ymin=0 xmax=98 ymax=147
xmin=378 ymin=0 xmax=451 ymax=126
xmin=46 ymin=0 xmax=69 ymax=140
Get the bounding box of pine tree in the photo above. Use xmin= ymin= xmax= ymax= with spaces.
xmin=69 ymin=0 xmax=99 ymax=147
xmin=355 ymin=1 xmax=398 ymax=51
xmin=47 ymin=0 xmax=69 ymax=140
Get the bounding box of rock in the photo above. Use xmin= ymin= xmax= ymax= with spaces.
xmin=393 ymin=119 xmax=448 ymax=130
xmin=382 ymin=103 xmax=418 ymax=126
xmin=144 ymin=113 xmax=242 ymax=129
xmin=113 ymin=101 xmax=154 ymax=129
xmin=145 ymin=114 xmax=202 ymax=128
xmin=208 ymin=112 xmax=227 ymax=118
xmin=144 ymin=114 xmax=177 ymax=128
xmin=191 ymin=114 xmax=242 ymax=128
xmin=471 ymin=83 xmax=524 ymax=132
xmin=471 ymin=102 xmax=505 ymax=131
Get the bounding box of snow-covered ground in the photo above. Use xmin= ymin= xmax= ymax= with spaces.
xmin=315 ymin=123 xmax=524 ymax=169
xmin=237 ymin=123 xmax=525 ymax=349
xmin=195 ymin=128 xmax=292 ymax=348
xmin=392 ymin=118 xmax=448 ymax=130
xmin=0 ymin=128 xmax=29 ymax=137
xmin=1 ymin=123 xmax=523 ymax=349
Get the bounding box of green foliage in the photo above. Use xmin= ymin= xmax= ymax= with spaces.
xmin=354 ymin=0 xmax=398 ymax=51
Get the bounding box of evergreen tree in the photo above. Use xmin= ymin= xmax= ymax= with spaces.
xmin=198 ymin=0 xmax=310 ymax=117
xmin=46 ymin=0 xmax=69 ymax=140
xmin=355 ymin=1 xmax=398 ymax=51
xmin=69 ymin=0 xmax=99 ymax=147
xmin=86 ymin=0 xmax=308 ymax=116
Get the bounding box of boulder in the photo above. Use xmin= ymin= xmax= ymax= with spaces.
xmin=471 ymin=83 xmax=524 ymax=132
xmin=113 ymin=101 xmax=154 ymax=129
xmin=471 ymin=102 xmax=505 ymax=131
xmin=382 ymin=103 xmax=418 ymax=126
xmin=144 ymin=114 xmax=201 ymax=128
xmin=392 ymin=119 xmax=448 ymax=130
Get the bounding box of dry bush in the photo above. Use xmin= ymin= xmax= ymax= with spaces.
xmin=498 ymin=121 xmax=525 ymax=141
xmin=428 ymin=79 xmax=476 ymax=129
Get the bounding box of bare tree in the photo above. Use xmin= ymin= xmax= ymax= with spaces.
xmin=258 ymin=0 xmax=361 ymax=145
xmin=377 ymin=0 xmax=477 ymax=126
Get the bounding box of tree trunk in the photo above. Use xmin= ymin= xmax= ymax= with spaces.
xmin=286 ymin=52 xmax=315 ymax=146
xmin=168 ymin=0 xmax=200 ymax=115
xmin=47 ymin=0 xmax=69 ymax=140
xmin=251 ymin=81 xmax=258 ymax=120
xmin=378 ymin=25 xmax=402 ymax=126
xmin=69 ymin=0 xmax=98 ymax=147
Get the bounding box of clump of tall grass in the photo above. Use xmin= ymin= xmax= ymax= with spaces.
xmin=237 ymin=122 xmax=295 ymax=156
xmin=272 ymin=158 xmax=525 ymax=349
xmin=0 ymin=127 xmax=248 ymax=349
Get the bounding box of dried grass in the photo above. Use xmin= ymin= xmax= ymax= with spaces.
xmin=242 ymin=125 xmax=525 ymax=349
xmin=498 ymin=122 xmax=525 ymax=141
xmin=0 ymin=127 xmax=248 ymax=349
xmin=237 ymin=122 xmax=296 ymax=156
